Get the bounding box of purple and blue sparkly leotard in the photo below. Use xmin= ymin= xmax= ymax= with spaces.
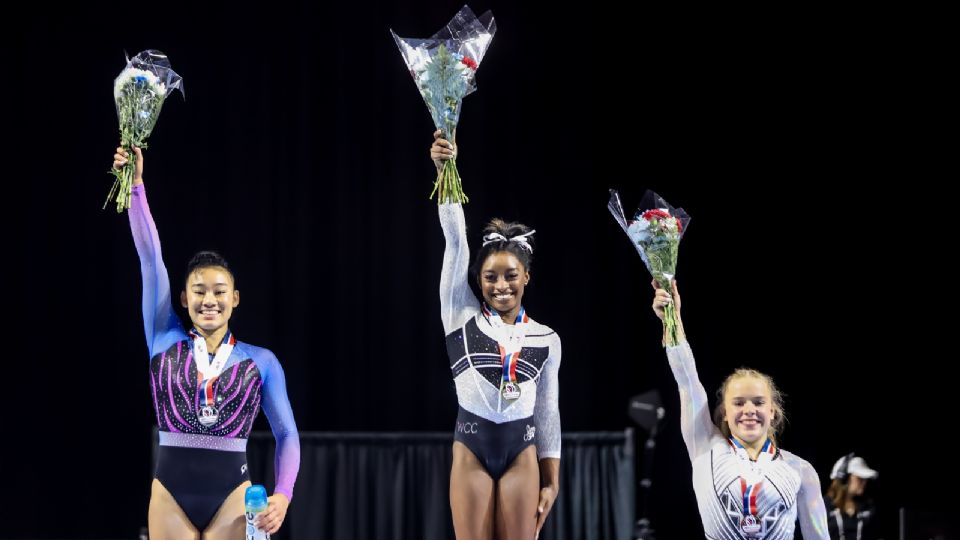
xmin=130 ymin=184 xmax=299 ymax=529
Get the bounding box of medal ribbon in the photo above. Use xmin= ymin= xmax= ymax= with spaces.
xmin=482 ymin=304 xmax=529 ymax=386
xmin=189 ymin=329 xmax=236 ymax=414
xmin=729 ymin=437 xmax=775 ymax=519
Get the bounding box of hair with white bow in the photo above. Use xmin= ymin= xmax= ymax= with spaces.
xmin=482 ymin=231 xmax=536 ymax=253
xmin=472 ymin=218 xmax=537 ymax=277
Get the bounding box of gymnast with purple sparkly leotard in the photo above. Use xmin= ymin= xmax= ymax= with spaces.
xmin=113 ymin=146 xmax=299 ymax=540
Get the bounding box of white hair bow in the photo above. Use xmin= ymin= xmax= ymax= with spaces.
xmin=482 ymin=230 xmax=536 ymax=253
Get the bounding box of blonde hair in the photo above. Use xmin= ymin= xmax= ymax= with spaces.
xmin=712 ymin=368 xmax=787 ymax=444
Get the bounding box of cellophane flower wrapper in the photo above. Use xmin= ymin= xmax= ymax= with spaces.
xmin=391 ymin=5 xmax=495 ymax=204
xmin=609 ymin=189 xmax=691 ymax=346
xmin=105 ymin=49 xmax=183 ymax=212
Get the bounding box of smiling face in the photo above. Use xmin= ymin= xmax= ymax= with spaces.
xmin=180 ymin=266 xmax=239 ymax=333
xmin=477 ymin=251 xmax=529 ymax=318
xmin=722 ymin=375 xmax=775 ymax=445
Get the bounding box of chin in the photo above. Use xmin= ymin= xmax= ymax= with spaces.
xmin=735 ymin=427 xmax=766 ymax=442
xmin=193 ymin=319 xmax=222 ymax=331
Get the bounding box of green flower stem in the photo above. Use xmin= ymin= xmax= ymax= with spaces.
xmin=431 ymin=157 xmax=469 ymax=204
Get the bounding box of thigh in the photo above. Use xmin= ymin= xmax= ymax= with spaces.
xmin=149 ymin=478 xmax=200 ymax=540
xmin=201 ymin=480 xmax=251 ymax=540
xmin=494 ymin=446 xmax=539 ymax=540
xmin=450 ymin=441 xmax=496 ymax=540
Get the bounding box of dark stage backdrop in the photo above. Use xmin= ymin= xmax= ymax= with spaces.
xmin=243 ymin=430 xmax=634 ymax=540
xmin=6 ymin=1 xmax=949 ymax=538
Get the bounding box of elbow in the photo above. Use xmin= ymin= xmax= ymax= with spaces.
xmin=280 ymin=430 xmax=301 ymax=450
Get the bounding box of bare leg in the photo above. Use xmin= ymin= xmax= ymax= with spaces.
xmin=202 ymin=480 xmax=251 ymax=540
xmin=148 ymin=479 xmax=200 ymax=540
xmin=494 ymin=446 xmax=540 ymax=540
xmin=451 ymin=441 xmax=496 ymax=540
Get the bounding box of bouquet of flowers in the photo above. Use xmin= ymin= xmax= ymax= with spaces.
xmin=391 ymin=5 xmax=496 ymax=204
xmin=105 ymin=49 xmax=183 ymax=212
xmin=609 ymin=189 xmax=691 ymax=347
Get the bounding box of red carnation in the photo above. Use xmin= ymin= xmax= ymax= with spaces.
xmin=462 ymin=57 xmax=478 ymax=70
xmin=641 ymin=209 xmax=671 ymax=221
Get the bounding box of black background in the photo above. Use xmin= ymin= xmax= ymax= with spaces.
xmin=6 ymin=2 xmax=949 ymax=538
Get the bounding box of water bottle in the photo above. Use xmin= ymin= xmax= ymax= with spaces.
xmin=245 ymin=484 xmax=271 ymax=540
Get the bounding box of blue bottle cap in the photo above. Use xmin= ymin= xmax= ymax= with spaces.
xmin=245 ymin=484 xmax=268 ymax=509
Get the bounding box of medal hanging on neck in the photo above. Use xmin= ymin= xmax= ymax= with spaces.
xmin=189 ymin=329 xmax=235 ymax=427
xmin=729 ymin=437 xmax=775 ymax=537
xmin=482 ymin=304 xmax=529 ymax=402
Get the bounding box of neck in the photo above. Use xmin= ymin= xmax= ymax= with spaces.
xmin=732 ymin=435 xmax=767 ymax=460
xmin=195 ymin=325 xmax=229 ymax=352
xmin=842 ymin=496 xmax=857 ymax=515
xmin=500 ymin=305 xmax=522 ymax=325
